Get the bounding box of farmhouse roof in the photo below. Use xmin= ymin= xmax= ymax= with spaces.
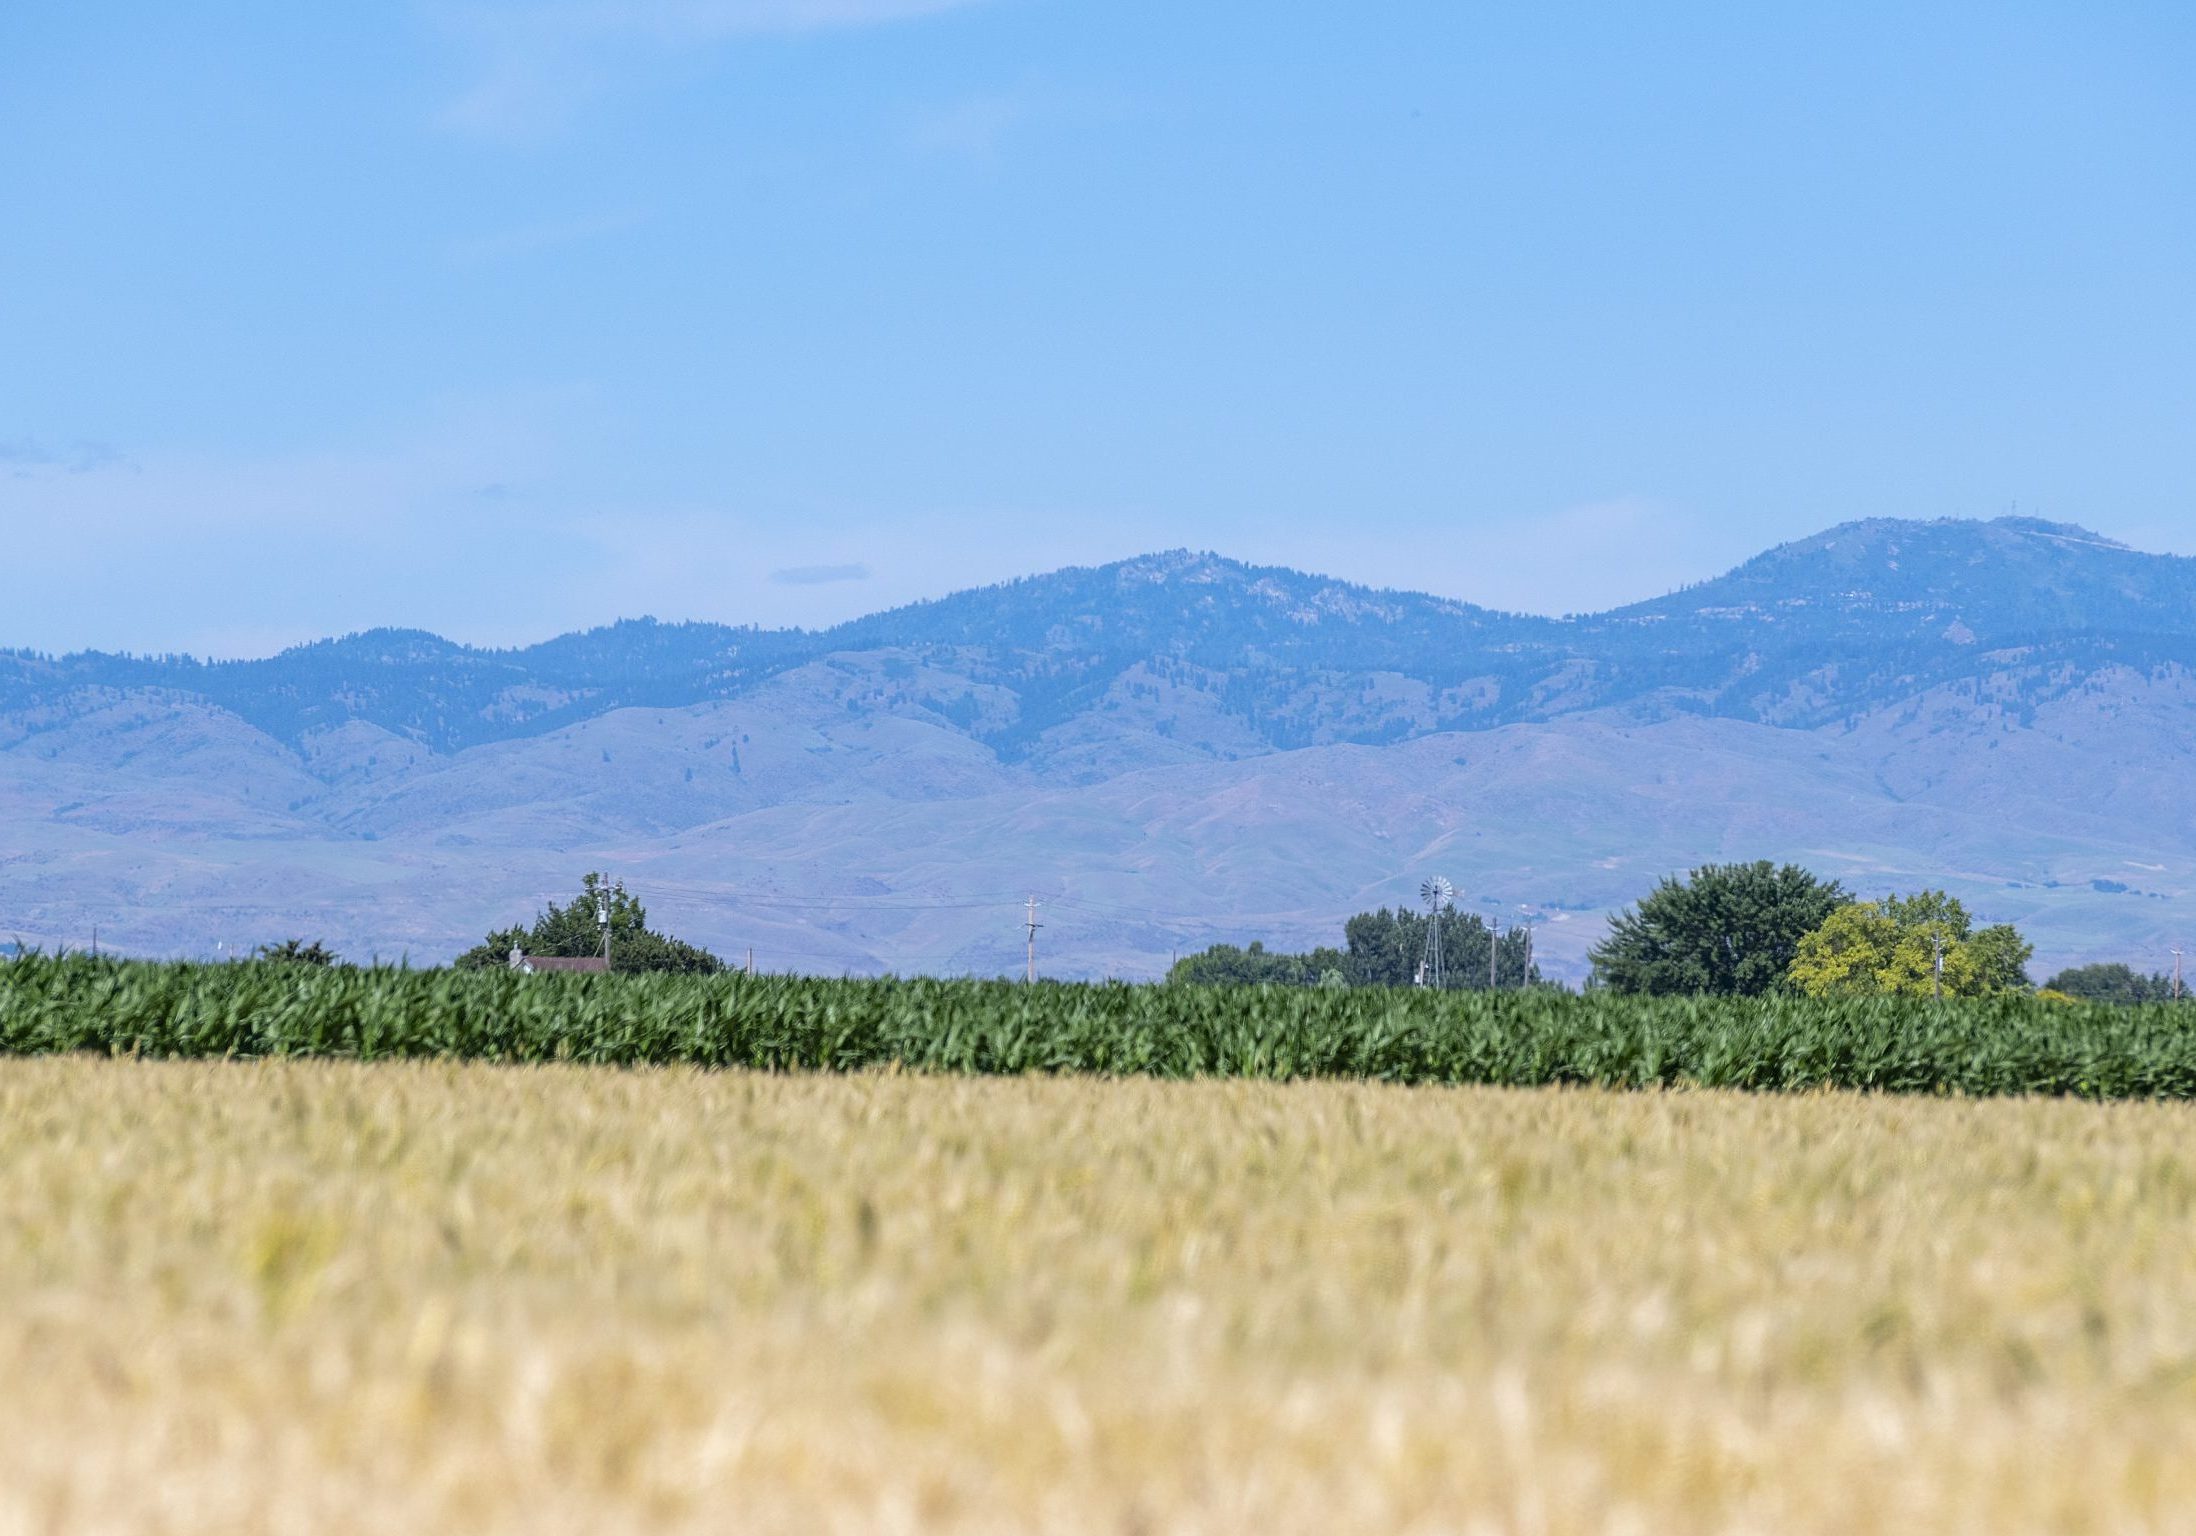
xmin=516 ymin=954 xmax=608 ymax=973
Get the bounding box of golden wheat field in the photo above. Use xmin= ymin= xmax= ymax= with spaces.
xmin=4 ymin=1060 xmax=2195 ymax=1535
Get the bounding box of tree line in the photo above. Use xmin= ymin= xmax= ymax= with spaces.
xmin=1586 ymin=863 xmax=2035 ymax=998
xmin=1171 ymin=861 xmax=2185 ymax=1002
xmin=241 ymin=874 xmax=727 ymax=975
xmin=229 ymin=863 xmax=2182 ymax=1000
xmin=1587 ymin=861 xmax=2181 ymax=1002
xmin=450 ymin=873 xmax=724 ymax=974
xmin=1168 ymin=908 xmax=1543 ymax=990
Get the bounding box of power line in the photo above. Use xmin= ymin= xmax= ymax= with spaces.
xmin=641 ymin=885 xmax=1321 ymax=936
xmin=733 ymin=943 xmax=1003 ymax=965
xmin=533 ymin=875 xmax=1348 ymax=930
xmin=563 ymin=880 xmax=1026 ymax=913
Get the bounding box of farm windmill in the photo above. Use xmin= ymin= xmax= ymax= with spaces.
xmin=1418 ymin=876 xmax=1455 ymax=988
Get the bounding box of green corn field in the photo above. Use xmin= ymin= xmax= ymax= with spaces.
xmin=4 ymin=953 xmax=2193 ymax=1097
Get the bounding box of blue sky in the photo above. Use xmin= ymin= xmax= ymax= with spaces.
xmin=3 ymin=2 xmax=2192 ymax=656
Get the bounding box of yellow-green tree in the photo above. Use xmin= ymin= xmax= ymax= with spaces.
xmin=1787 ymin=890 xmax=2031 ymax=998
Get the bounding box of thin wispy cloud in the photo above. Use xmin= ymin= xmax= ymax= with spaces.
xmin=562 ymin=0 xmax=994 ymax=38
xmin=433 ymin=0 xmax=1003 ymax=137
xmin=1464 ymin=499 xmax=1749 ymax=616
xmin=771 ymin=562 xmax=872 ymax=585
xmin=906 ymin=91 xmax=1027 ymax=159
xmin=1 ymin=394 xmax=584 ymax=655
xmin=1232 ymin=498 xmax=1754 ymax=619
xmin=0 ymin=438 xmax=136 ymax=478
xmin=449 ymin=208 xmax=648 ymax=265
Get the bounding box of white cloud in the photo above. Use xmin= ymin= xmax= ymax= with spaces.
xmin=431 ymin=0 xmax=1003 ymax=138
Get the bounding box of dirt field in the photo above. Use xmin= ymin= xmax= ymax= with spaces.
xmin=4 ymin=1059 xmax=2194 ymax=1534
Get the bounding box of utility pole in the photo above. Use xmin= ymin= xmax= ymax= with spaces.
xmin=1488 ymin=917 xmax=1500 ymax=991
xmin=746 ymin=946 xmax=754 ymax=977
xmin=1932 ymin=931 xmax=1945 ymax=1001
xmin=2172 ymin=947 xmax=2184 ymax=1002
xmin=597 ymin=893 xmax=612 ymax=973
xmin=1024 ymin=896 xmax=1042 ymax=983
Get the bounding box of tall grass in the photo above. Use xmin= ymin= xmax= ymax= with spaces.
xmin=7 ymin=1060 xmax=2196 ymax=1533
xmin=5 ymin=953 xmax=2193 ymax=1096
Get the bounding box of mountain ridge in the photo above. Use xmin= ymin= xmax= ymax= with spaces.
xmin=3 ymin=514 xmax=2192 ymax=978
xmin=7 ymin=515 xmax=2193 ymax=759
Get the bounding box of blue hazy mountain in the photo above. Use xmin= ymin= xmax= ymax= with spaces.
xmin=6 ymin=516 xmax=2193 ymax=755
xmin=2 ymin=516 xmax=2192 ymax=979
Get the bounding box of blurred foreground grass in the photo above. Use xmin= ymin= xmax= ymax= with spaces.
xmin=4 ymin=1059 xmax=2195 ymax=1534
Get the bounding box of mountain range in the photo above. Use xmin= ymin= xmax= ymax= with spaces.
xmin=4 ymin=515 xmax=2192 ymax=981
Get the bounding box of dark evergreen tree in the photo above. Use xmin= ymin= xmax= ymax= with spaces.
xmin=1590 ymin=861 xmax=1845 ymax=996
xmin=252 ymin=938 xmax=342 ymax=966
xmin=455 ymin=873 xmax=724 ymax=974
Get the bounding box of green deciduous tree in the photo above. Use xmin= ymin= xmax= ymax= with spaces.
xmin=1166 ymin=941 xmax=1350 ymax=987
xmin=1964 ymin=922 xmax=2037 ymax=995
xmin=1344 ymin=908 xmax=1538 ymax=990
xmin=2043 ymin=962 xmax=2183 ymax=1005
xmin=455 ymin=873 xmax=724 ymax=974
xmin=1787 ymin=889 xmax=2032 ymax=998
xmin=1589 ymin=862 xmax=1845 ymax=995
xmin=1169 ymin=910 xmax=1541 ymax=990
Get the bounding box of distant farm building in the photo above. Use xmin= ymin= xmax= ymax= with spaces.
xmin=509 ymin=948 xmax=608 ymax=975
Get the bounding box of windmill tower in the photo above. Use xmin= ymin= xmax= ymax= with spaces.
xmin=1419 ymin=876 xmax=1454 ymax=988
